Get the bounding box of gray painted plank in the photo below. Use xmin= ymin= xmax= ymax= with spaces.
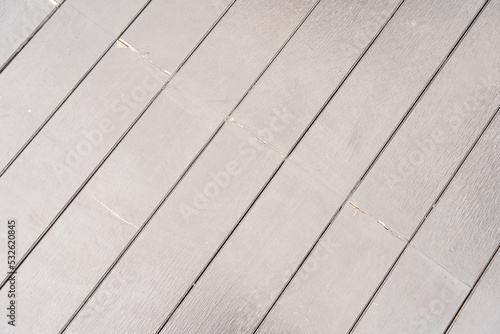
xmin=411 ymin=113 xmax=500 ymax=286
xmin=0 ymin=45 xmax=168 ymax=270
xmin=259 ymin=1 xmax=498 ymax=332
xmin=64 ymin=0 xmax=149 ymax=36
xmin=1 ymin=1 xmax=317 ymax=332
xmin=62 ymin=1 xmax=404 ymax=332
xmin=353 ymin=111 xmax=500 ymax=333
xmin=0 ymin=0 xmax=57 ymax=68
xmin=161 ymin=0 xmax=485 ymax=333
xmin=0 ymin=0 xmax=233 ymax=267
xmin=0 ymin=4 xmax=111 ymax=169
xmin=350 ymin=0 xmax=500 ymax=240
xmin=353 ymin=246 xmax=470 ymax=334
xmin=67 ymin=122 xmax=283 ymax=333
xmin=449 ymin=250 xmax=500 ymax=334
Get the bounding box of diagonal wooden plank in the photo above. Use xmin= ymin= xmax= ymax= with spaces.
xmin=59 ymin=1 xmax=404 ymax=332
xmin=258 ymin=1 xmax=499 ymax=332
xmin=158 ymin=1 xmax=487 ymax=333
xmin=0 ymin=1 xmax=319 ymax=332
xmin=0 ymin=0 xmax=233 ymax=271
xmin=0 ymin=0 xmax=159 ymax=172
xmin=0 ymin=0 xmax=58 ymax=71
xmin=352 ymin=109 xmax=500 ymax=333
xmin=448 ymin=248 xmax=500 ymax=334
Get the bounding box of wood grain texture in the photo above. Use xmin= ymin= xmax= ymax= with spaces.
xmin=0 ymin=4 xmax=111 ymax=169
xmin=257 ymin=206 xmax=405 ymax=334
xmin=162 ymin=1 xmax=485 ymax=332
xmin=162 ymin=160 xmax=343 ymax=334
xmin=0 ymin=0 xmax=57 ymax=67
xmin=352 ymin=103 xmax=500 ymax=333
xmin=353 ymin=246 xmax=470 ymax=334
xmin=66 ymin=122 xmax=283 ymax=333
xmin=259 ymin=2 xmax=497 ymax=332
xmin=411 ymin=112 xmax=500 ymax=286
xmin=449 ymin=250 xmax=500 ymax=334
xmin=230 ymin=0 xmax=400 ymax=154
xmin=120 ymin=0 xmax=232 ymax=72
xmin=0 ymin=45 xmax=168 ymax=269
xmin=64 ymin=0 xmax=149 ymax=36
xmin=350 ymin=0 xmax=500 ymax=240
xmin=64 ymin=0 xmax=403 ymax=332
xmin=2 ymin=1 xmax=316 ymax=332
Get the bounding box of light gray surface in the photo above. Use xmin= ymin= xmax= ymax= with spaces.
xmin=0 ymin=0 xmax=498 ymax=332
xmin=353 ymin=111 xmax=500 ymax=332
xmin=350 ymin=0 xmax=500 ymax=240
xmin=64 ymin=0 xmax=402 ymax=332
xmin=411 ymin=111 xmax=500 ymax=286
xmin=0 ymin=45 xmax=167 ymax=269
xmin=3 ymin=0 xmax=317 ymax=332
xmin=0 ymin=0 xmax=56 ymax=67
xmin=257 ymin=206 xmax=405 ymax=334
xmin=353 ymin=246 xmax=470 ymax=334
xmin=450 ymin=250 xmax=500 ymax=334
xmin=161 ymin=0 xmax=486 ymax=332
xmin=0 ymin=4 xmax=111 ymax=169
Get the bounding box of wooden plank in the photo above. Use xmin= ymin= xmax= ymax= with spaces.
xmin=0 ymin=0 xmax=233 ymax=265
xmin=352 ymin=111 xmax=500 ymax=333
xmin=0 ymin=45 xmax=168 ymax=264
xmin=160 ymin=0 xmax=486 ymax=333
xmin=2 ymin=1 xmax=317 ymax=332
xmin=411 ymin=113 xmax=500 ymax=286
xmin=449 ymin=250 xmax=500 ymax=334
xmin=0 ymin=4 xmax=111 ymax=169
xmin=259 ymin=1 xmax=498 ymax=332
xmin=353 ymin=246 xmax=470 ymax=334
xmin=0 ymin=0 xmax=57 ymax=69
xmin=64 ymin=0 xmax=150 ymax=36
xmin=62 ymin=2 xmax=407 ymax=331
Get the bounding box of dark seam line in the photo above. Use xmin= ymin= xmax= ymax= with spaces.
xmin=0 ymin=0 xmax=235 ymax=291
xmin=154 ymin=0 xmax=408 ymax=332
xmin=444 ymin=244 xmax=500 ymax=333
xmin=244 ymin=0 xmax=493 ymax=332
xmin=0 ymin=0 xmax=64 ymax=75
xmin=345 ymin=1 xmax=493 ymax=330
xmin=0 ymin=0 xmax=150 ymax=177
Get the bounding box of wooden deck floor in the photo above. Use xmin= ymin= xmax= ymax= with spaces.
xmin=0 ymin=0 xmax=499 ymax=333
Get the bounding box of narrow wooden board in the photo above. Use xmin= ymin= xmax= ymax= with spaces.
xmin=353 ymin=246 xmax=470 ymax=334
xmin=0 ymin=4 xmax=111 ymax=169
xmin=62 ymin=0 xmax=405 ymax=331
xmin=64 ymin=0 xmax=150 ymax=36
xmin=411 ymin=112 xmax=500 ymax=286
xmin=350 ymin=0 xmax=500 ymax=239
xmin=449 ymin=250 xmax=500 ymax=334
xmin=0 ymin=0 xmax=57 ymax=68
xmin=1 ymin=1 xmax=317 ymax=332
xmin=230 ymin=0 xmax=401 ymax=154
xmin=120 ymin=0 xmax=233 ymax=72
xmin=160 ymin=0 xmax=486 ymax=333
xmin=0 ymin=46 xmax=168 ymax=268
xmin=259 ymin=1 xmax=497 ymax=332
xmin=352 ymin=100 xmax=500 ymax=333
